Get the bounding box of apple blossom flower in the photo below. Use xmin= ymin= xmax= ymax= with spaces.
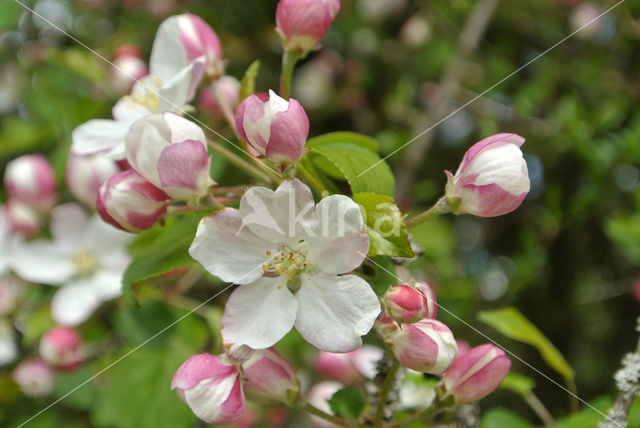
xmin=235 ymin=90 xmax=309 ymax=165
xmin=8 ymin=203 xmax=132 ymax=326
xmin=4 ymin=198 xmax=40 ymax=238
xmin=125 ymin=113 xmax=214 ymax=202
xmin=242 ymin=347 xmax=299 ymax=404
xmin=189 ymin=179 xmax=380 ymax=353
xmin=306 ymin=381 xmax=342 ymax=428
xmin=440 ymin=344 xmax=511 ymax=403
xmin=66 ymin=153 xmax=120 ymax=208
xmin=39 ymin=326 xmax=84 ymax=370
xmin=379 ymin=317 xmax=458 ymax=374
xmin=4 ymin=154 xmax=56 ymax=210
xmin=276 ymin=0 xmax=341 ymax=54
xmin=154 ymin=13 xmax=224 ymax=78
xmin=12 ymin=359 xmax=54 ymax=397
xmin=384 ymin=283 xmax=437 ymax=324
xmin=97 ymin=170 xmax=170 ymax=233
xmin=110 ymin=44 xmax=149 ymax=93
xmin=445 ymin=133 xmax=530 ymax=217
xmin=315 ymin=345 xmax=383 ymax=384
xmin=171 ymin=353 xmax=245 ymax=425
xmin=71 ymin=14 xmax=207 ymax=160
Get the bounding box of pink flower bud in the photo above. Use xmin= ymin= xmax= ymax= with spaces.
xmin=110 ymin=44 xmax=149 ymax=92
xmin=456 ymin=340 xmax=471 ymax=356
xmin=199 ymin=76 xmax=240 ymax=117
xmin=384 ymin=319 xmax=458 ymax=374
xmin=97 ymin=170 xmax=170 ymax=233
xmin=276 ymin=0 xmax=341 ymax=54
xmin=66 ymin=153 xmax=119 ymax=208
xmin=384 ymin=284 xmax=435 ymax=324
xmin=242 ymin=347 xmax=299 ymax=404
xmin=306 ymin=381 xmax=342 ymax=428
xmin=440 ymin=344 xmax=511 ymax=403
xmin=4 ymin=154 xmax=56 ymax=210
xmin=156 ymin=13 xmax=223 ymax=77
xmin=445 ymin=133 xmax=530 ymax=217
xmin=5 ymin=198 xmax=40 ymax=237
xmin=39 ymin=326 xmax=84 ymax=371
xmin=415 ymin=281 xmax=438 ymax=319
xmin=315 ymin=345 xmax=383 ymax=384
xmin=12 ymin=359 xmax=54 ymax=397
xmin=171 ymin=353 xmax=245 ymax=426
xmin=125 ymin=113 xmax=214 ymax=201
xmin=235 ymin=90 xmax=309 ymax=165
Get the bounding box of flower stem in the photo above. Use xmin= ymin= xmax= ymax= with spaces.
xmin=374 ymin=359 xmax=400 ymax=428
xmin=524 ymin=391 xmax=557 ymax=428
xmin=280 ymin=50 xmax=299 ymax=99
xmin=388 ymin=406 xmax=446 ymax=428
xmin=302 ymin=403 xmax=362 ymax=428
xmin=206 ymin=139 xmax=275 ymax=184
xmin=405 ymin=197 xmax=451 ymax=228
xmin=298 ymin=161 xmax=328 ymax=195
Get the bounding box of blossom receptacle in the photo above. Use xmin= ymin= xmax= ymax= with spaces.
xmin=97 ymin=169 xmax=170 ymax=233
xmin=241 ymin=347 xmax=299 ymax=404
xmin=171 ymin=353 xmax=245 ymax=425
xmin=125 ymin=113 xmax=214 ymax=202
xmin=276 ymin=0 xmax=341 ymax=55
xmin=4 ymin=154 xmax=56 ymax=210
xmin=444 ymin=133 xmax=530 ymax=217
xmin=235 ymin=90 xmax=309 ymax=166
xmin=154 ymin=13 xmax=223 ymax=78
xmin=39 ymin=326 xmax=83 ymax=371
xmin=12 ymin=359 xmax=54 ymax=398
xmin=384 ymin=283 xmax=436 ymax=324
xmin=440 ymin=343 xmax=511 ymax=403
xmin=66 ymin=153 xmax=120 ymax=209
xmin=384 ymin=318 xmax=458 ymax=374
xmin=110 ymin=44 xmax=149 ymax=92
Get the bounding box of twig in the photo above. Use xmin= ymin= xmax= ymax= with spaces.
xmin=302 ymin=403 xmax=363 ymax=428
xmin=206 ymin=139 xmax=276 ymax=184
xmin=374 ymin=360 xmax=400 ymax=428
xmin=395 ymin=0 xmax=501 ymax=206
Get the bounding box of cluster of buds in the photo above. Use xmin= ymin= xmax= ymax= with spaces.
xmin=378 ymin=281 xmax=458 ymax=374
xmin=172 ymin=348 xmax=299 ymax=426
xmin=3 ymin=154 xmax=57 ymax=236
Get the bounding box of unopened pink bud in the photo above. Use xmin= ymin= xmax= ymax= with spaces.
xmin=97 ymin=170 xmax=170 ymax=233
xmin=315 ymin=345 xmax=383 ymax=384
xmin=5 ymin=198 xmax=40 ymax=237
xmin=171 ymin=353 xmax=245 ymax=426
xmin=445 ymin=133 xmax=530 ymax=217
xmin=4 ymin=154 xmax=56 ymax=210
xmin=125 ymin=113 xmax=214 ymax=202
xmin=39 ymin=326 xmax=83 ymax=371
xmin=384 ymin=284 xmax=432 ymax=324
xmin=110 ymin=44 xmax=148 ymax=92
xmin=440 ymin=344 xmax=511 ymax=403
xmin=199 ymin=75 xmax=240 ymax=117
xmin=235 ymin=90 xmax=309 ymax=165
xmin=66 ymin=153 xmax=119 ymax=208
xmin=415 ymin=281 xmax=438 ymax=319
xmin=276 ymin=0 xmax=341 ymax=54
xmin=12 ymin=359 xmax=54 ymax=397
xmin=242 ymin=347 xmax=299 ymax=404
xmin=384 ymin=319 xmax=458 ymax=374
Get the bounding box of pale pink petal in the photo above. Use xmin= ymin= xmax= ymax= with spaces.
xmin=71 ymin=119 xmax=133 ymax=159
xmin=51 ymin=281 xmax=102 ymax=326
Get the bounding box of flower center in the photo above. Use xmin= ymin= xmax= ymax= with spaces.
xmin=71 ymin=250 xmax=99 ymax=277
xmin=262 ymin=242 xmax=316 ymax=293
xmin=124 ymin=76 xmax=162 ymax=111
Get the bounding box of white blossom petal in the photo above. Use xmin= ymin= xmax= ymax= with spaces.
xmin=51 ymin=203 xmax=89 ymax=254
xmin=83 ymin=215 xmax=132 ymax=270
xmin=158 ymin=58 xmax=206 ymax=111
xmin=295 ymin=274 xmax=380 ymax=352
xmin=238 ymin=179 xmax=315 ymax=245
xmin=9 ymin=240 xmax=74 ymax=285
xmin=86 ymin=270 xmax=125 ymax=301
xmin=183 ymin=374 xmax=241 ymax=424
xmin=51 ymin=280 xmax=103 ymax=326
xmin=71 ymin=119 xmax=133 ymax=159
xmin=189 ymin=209 xmax=274 ymax=284
xmin=306 ymin=195 xmax=369 ymax=275
xmin=149 ymin=16 xmax=189 ymax=81
xmin=221 ymin=277 xmax=298 ymax=350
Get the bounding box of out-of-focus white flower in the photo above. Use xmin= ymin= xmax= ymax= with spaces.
xmin=0 ymin=321 xmax=18 ymax=366
xmin=9 ymin=203 xmax=132 ymax=326
xmin=189 ymin=179 xmax=380 ymax=353
xmin=71 ymin=14 xmax=207 ymax=160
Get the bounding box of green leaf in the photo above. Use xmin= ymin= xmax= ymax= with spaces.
xmin=306 ymin=132 xmax=395 ymax=196
xmin=605 ymin=214 xmax=640 ymax=264
xmin=113 ymin=299 xmax=176 ymax=347
xmin=353 ymin=193 xmax=414 ymax=258
xmin=478 ymin=307 xmax=575 ymax=382
xmin=500 ymin=372 xmax=536 ymax=396
xmin=481 ymin=408 xmax=535 ymax=428
xmin=121 ymin=211 xmax=204 ymax=304
xmin=238 ymin=60 xmax=260 ymax=105
xmin=52 ymin=365 xmax=98 ymax=411
xmin=556 ymin=396 xmax=612 ymax=428
xmin=328 ymin=387 xmax=366 ymax=421
xmin=365 ymin=256 xmax=397 ymax=296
